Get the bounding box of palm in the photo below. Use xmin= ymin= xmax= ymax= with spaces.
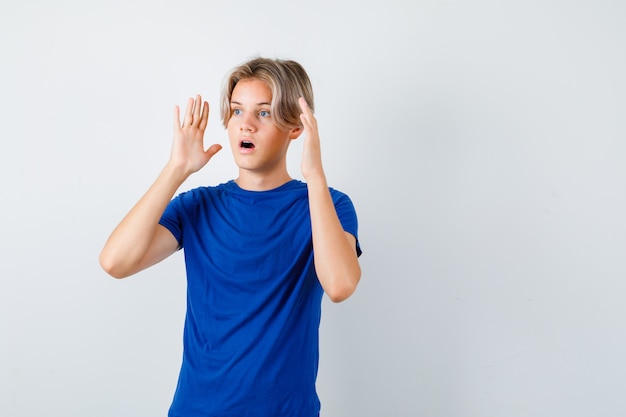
xmin=299 ymin=97 xmax=324 ymax=180
xmin=171 ymin=95 xmax=221 ymax=175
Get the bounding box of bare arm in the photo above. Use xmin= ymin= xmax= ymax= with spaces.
xmin=299 ymin=98 xmax=361 ymax=302
xmin=99 ymin=95 xmax=222 ymax=278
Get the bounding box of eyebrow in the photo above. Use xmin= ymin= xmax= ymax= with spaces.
xmin=230 ymin=100 xmax=271 ymax=106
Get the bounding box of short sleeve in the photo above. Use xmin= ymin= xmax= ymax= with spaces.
xmin=330 ymin=189 xmax=363 ymax=257
xmin=159 ymin=194 xmax=185 ymax=248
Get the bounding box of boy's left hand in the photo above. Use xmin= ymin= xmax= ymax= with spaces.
xmin=299 ymin=97 xmax=325 ymax=181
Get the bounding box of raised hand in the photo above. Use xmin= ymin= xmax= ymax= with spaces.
xmin=170 ymin=95 xmax=222 ymax=176
xmin=299 ymin=97 xmax=361 ymax=302
xmin=298 ymin=97 xmax=325 ymax=181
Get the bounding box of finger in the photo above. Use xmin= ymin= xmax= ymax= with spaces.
xmin=300 ymin=111 xmax=315 ymax=131
xmin=193 ymin=95 xmax=202 ymax=126
xmin=298 ymin=97 xmax=309 ymax=111
xmin=300 ymin=113 xmax=310 ymax=130
xmin=183 ymin=97 xmax=194 ymax=126
xmin=198 ymin=101 xmax=209 ymax=131
xmin=205 ymin=143 xmax=222 ymax=159
xmin=298 ymin=97 xmax=316 ymax=128
xmin=298 ymin=97 xmax=310 ymax=118
xmin=174 ymin=105 xmax=182 ymax=129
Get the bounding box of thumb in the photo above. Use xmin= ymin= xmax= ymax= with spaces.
xmin=205 ymin=144 xmax=223 ymax=160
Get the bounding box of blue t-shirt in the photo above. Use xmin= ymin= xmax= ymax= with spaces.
xmin=159 ymin=179 xmax=360 ymax=417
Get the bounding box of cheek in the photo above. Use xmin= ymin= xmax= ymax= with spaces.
xmin=227 ymin=120 xmax=238 ymax=136
xmin=227 ymin=129 xmax=239 ymax=148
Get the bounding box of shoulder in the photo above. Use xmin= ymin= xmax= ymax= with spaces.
xmin=328 ymin=186 xmax=355 ymax=206
xmin=175 ymin=181 xmax=233 ymax=202
xmin=164 ymin=182 xmax=234 ymax=219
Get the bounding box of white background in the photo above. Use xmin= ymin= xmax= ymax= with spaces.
xmin=2 ymin=0 xmax=625 ymax=416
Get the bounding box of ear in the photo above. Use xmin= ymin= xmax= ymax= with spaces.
xmin=288 ymin=125 xmax=303 ymax=140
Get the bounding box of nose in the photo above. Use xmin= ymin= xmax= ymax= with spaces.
xmin=239 ymin=112 xmax=256 ymax=132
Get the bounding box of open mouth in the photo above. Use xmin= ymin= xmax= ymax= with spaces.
xmin=240 ymin=140 xmax=255 ymax=149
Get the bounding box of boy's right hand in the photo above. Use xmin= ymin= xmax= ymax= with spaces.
xmin=170 ymin=94 xmax=222 ymax=176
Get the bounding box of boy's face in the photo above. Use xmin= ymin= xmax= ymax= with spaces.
xmin=227 ymin=78 xmax=301 ymax=176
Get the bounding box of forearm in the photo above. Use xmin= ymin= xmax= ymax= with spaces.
xmin=99 ymin=164 xmax=188 ymax=277
xmin=297 ymin=96 xmax=360 ymax=301
xmin=307 ymin=174 xmax=361 ymax=302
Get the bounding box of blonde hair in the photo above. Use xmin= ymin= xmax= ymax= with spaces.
xmin=220 ymin=57 xmax=314 ymax=131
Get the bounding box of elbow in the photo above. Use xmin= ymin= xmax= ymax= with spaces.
xmin=326 ymin=289 xmax=354 ymax=303
xmin=324 ymin=268 xmax=361 ymax=303
xmin=99 ymin=251 xmax=131 ymax=279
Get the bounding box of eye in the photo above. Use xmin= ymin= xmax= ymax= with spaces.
xmin=232 ymin=108 xmax=242 ymax=116
xmin=259 ymin=110 xmax=270 ymax=118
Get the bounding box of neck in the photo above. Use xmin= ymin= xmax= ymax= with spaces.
xmin=235 ymin=170 xmax=293 ymax=191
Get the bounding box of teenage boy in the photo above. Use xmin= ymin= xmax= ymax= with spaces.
xmin=100 ymin=57 xmax=362 ymax=417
